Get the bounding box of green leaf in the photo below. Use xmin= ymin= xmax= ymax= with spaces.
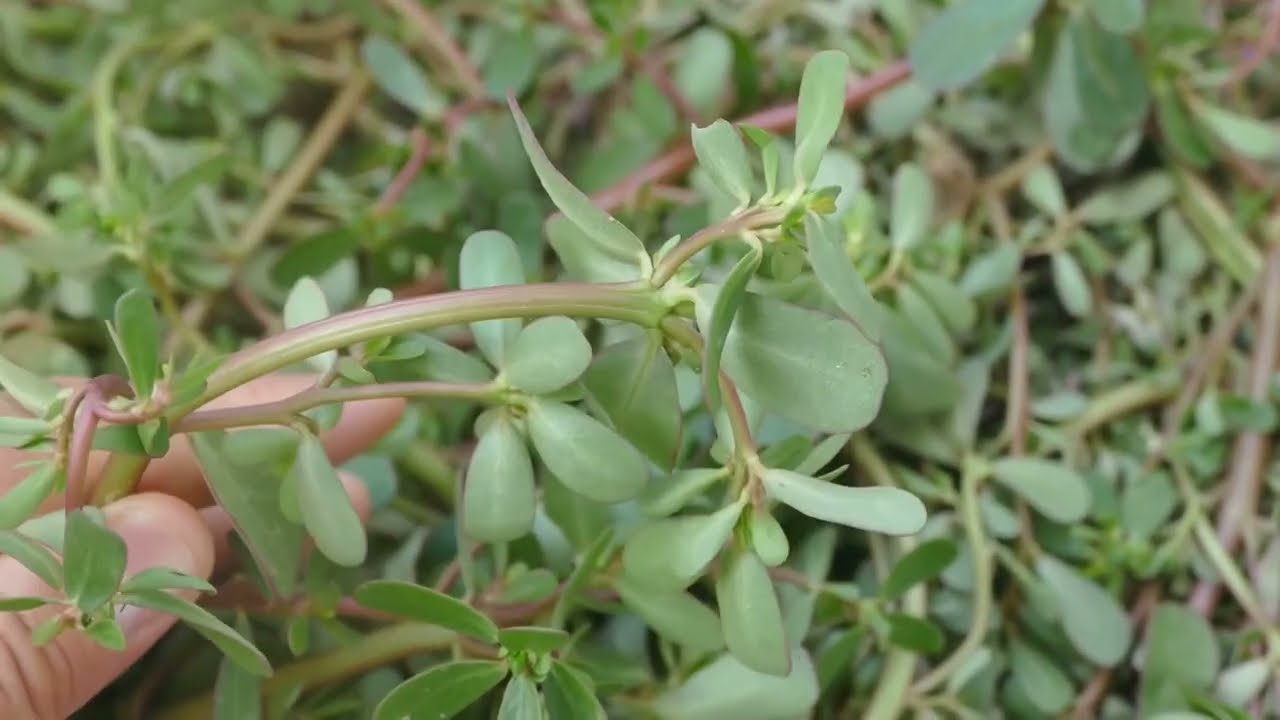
xmin=803 ymin=212 xmax=883 ymax=342
xmin=0 ymin=530 xmax=62 ymax=588
xmin=121 ymin=567 xmax=216 ymax=595
xmin=0 ymin=246 xmax=30 ymax=309
xmin=613 ymin=575 xmax=725 ymax=655
xmin=525 ymin=399 xmax=648 ymax=503
xmin=1021 ymin=164 xmax=1069 ymax=218
xmin=989 ymin=457 xmax=1091 ymax=524
xmin=652 ymin=648 xmax=820 ymax=720
xmin=503 ymin=316 xmax=592 ymax=394
xmin=749 ymin=509 xmax=789 ymax=567
xmin=509 ymin=99 xmax=646 ymax=273
xmin=271 ymin=230 xmax=359 ymax=288
xmin=122 ymin=589 xmax=272 ymax=677
xmin=691 ymin=119 xmax=753 ymax=206
xmin=1051 ymin=251 xmax=1092 ymax=318
xmin=214 ymin=616 xmax=263 ymax=720
xmin=1090 ymin=0 xmax=1145 ymax=34
xmin=0 ymin=597 xmax=51 ymax=611
xmin=361 ymin=35 xmax=443 ymax=117
xmin=462 ymin=415 xmax=536 ymax=543
xmin=0 ymin=352 xmax=60 ymax=418
xmin=284 ymin=616 xmax=309 ymax=656
xmin=354 ymin=580 xmax=500 ymax=644
xmin=1009 ymin=638 xmax=1074 ymax=714
xmin=1193 ymin=101 xmax=1280 ymax=161
xmin=909 ymin=270 xmax=976 ymax=336
xmin=549 ymin=527 xmax=614 ymax=628
xmin=1141 ymin=604 xmax=1221 ymax=713
xmin=581 ymin=335 xmax=683 ymax=470
xmin=741 ymin=126 xmax=780 ymax=198
xmin=880 ymin=538 xmax=958 ymax=600
xmin=292 ymin=433 xmax=365 ymax=567
xmin=153 ymin=153 xmax=229 ymax=212
xmin=497 ymin=674 xmax=544 ymax=720
xmin=890 ymin=162 xmax=934 ymax=253
xmin=498 ymin=626 xmax=570 ymax=655
xmin=282 ymin=278 xmax=336 ymax=372
xmin=721 ymin=293 xmax=886 ymax=433
xmin=482 ymin=26 xmax=537 ymax=99
xmin=704 ymin=245 xmax=763 ymax=414
xmin=85 ymin=618 xmax=126 ymax=651
xmin=373 ymin=660 xmax=507 ymax=720
xmin=622 ymin=501 xmax=744 ymax=590
xmin=959 ymin=244 xmax=1022 ymax=298
xmin=107 ymin=289 xmax=161 ymax=400
xmin=1036 ymin=556 xmax=1132 ymax=667
xmin=544 ymin=213 xmax=644 ymax=284
xmin=191 ymin=431 xmax=305 ymax=598
xmin=909 ymin=0 xmax=1047 ymax=91
xmin=64 ymin=509 xmax=126 ymax=612
xmin=717 ymin=547 xmax=790 ymax=677
xmin=761 ymin=468 xmax=925 ymax=536
xmin=544 ymin=661 xmax=607 ymax=720
xmin=792 ymin=50 xmax=849 ymax=186
xmin=0 ymin=463 xmax=58 ymax=529
xmin=885 ymin=613 xmax=943 ymax=653
xmin=459 ymin=230 xmax=525 ymax=368
xmin=30 ymin=616 xmax=66 ymax=646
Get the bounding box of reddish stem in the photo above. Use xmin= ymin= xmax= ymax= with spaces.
xmin=375 ymin=127 xmax=432 ymax=215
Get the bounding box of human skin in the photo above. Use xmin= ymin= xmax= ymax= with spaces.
xmin=0 ymin=374 xmax=405 ymax=719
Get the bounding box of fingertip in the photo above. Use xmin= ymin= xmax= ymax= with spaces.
xmin=105 ymin=493 xmax=216 ymax=581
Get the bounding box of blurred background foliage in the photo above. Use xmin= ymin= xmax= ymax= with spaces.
xmin=2 ymin=0 xmax=1280 ymax=718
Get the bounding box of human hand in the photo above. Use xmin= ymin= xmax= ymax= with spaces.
xmin=0 ymin=374 xmax=405 ymax=719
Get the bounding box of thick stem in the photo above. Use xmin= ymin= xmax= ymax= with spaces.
xmin=155 ymin=623 xmax=456 ymax=720
xmin=171 ymin=283 xmax=665 ymax=419
xmin=174 ymin=381 xmax=498 ymax=433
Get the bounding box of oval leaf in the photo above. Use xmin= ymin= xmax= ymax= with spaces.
xmin=497 ymin=674 xmax=544 ymax=720
xmin=459 ymin=230 xmax=525 ymax=368
xmin=989 ymin=457 xmax=1091 ymax=524
xmin=122 ymin=589 xmax=272 ymax=677
xmin=909 ymin=0 xmax=1048 ymax=91
xmin=749 ymin=509 xmax=790 ymax=567
xmin=761 ymin=468 xmax=926 ymax=536
xmin=0 ymin=353 xmax=60 ymax=417
xmin=0 ymin=529 xmax=62 ymax=589
xmin=614 ymin=576 xmax=725 ymax=655
xmin=721 ymin=293 xmax=886 ymax=433
xmin=622 ymin=501 xmax=744 ymax=589
xmin=0 ymin=463 xmax=58 ymax=530
xmin=880 ymin=538 xmax=958 ymax=600
xmin=793 ymin=50 xmax=850 ymax=186
xmin=361 ymin=35 xmax=443 ymax=117
xmin=803 ymin=212 xmax=883 ymax=342
xmin=462 ymin=416 xmax=536 ymax=543
xmin=1009 ymin=638 xmax=1073 ymax=714
xmin=374 ymin=660 xmax=507 ymax=720
xmin=503 ymin=316 xmax=592 ymax=394
xmin=64 ymin=509 xmax=126 ymax=613
xmin=282 ymin=278 xmax=336 ymax=372
xmin=652 ymin=648 xmax=820 ymax=720
xmin=1051 ymin=251 xmax=1092 ymax=318
xmin=582 ymin=336 xmax=683 ymax=470
xmin=294 ymin=433 xmax=366 ymax=567
xmin=544 ymin=661 xmax=606 ymax=720
xmin=525 ymin=399 xmax=648 ymax=503
xmin=1037 ymin=556 xmax=1132 ymax=667
xmin=717 ymin=547 xmax=790 ymax=677
xmin=498 ymin=626 xmax=570 ymax=655
xmin=356 ymin=580 xmax=500 ymax=644
xmin=110 ymin=289 xmax=160 ymax=399
xmin=890 ymin=162 xmax=934 ymax=252
xmin=691 ymin=119 xmax=753 ymax=206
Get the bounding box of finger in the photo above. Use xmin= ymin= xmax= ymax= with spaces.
xmin=0 ymin=374 xmax=405 ymax=510
xmin=0 ymin=493 xmax=214 ymax=719
xmin=200 ymin=472 xmax=373 ymax=580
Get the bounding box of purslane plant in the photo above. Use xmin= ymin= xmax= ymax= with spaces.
xmin=0 ymin=51 xmax=926 ymax=715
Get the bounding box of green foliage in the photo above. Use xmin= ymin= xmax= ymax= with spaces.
xmin=2 ymin=2 xmax=1276 ymax=717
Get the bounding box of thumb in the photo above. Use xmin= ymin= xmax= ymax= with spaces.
xmin=0 ymin=493 xmax=215 ymax=720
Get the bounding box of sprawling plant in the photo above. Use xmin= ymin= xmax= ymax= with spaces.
xmin=0 ymin=51 xmax=925 ymax=716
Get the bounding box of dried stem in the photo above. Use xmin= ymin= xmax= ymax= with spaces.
xmin=1190 ymin=245 xmax=1280 ymax=616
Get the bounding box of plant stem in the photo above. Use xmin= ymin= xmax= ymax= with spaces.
xmin=650 ymin=207 xmax=781 ymax=287
xmin=154 ymin=623 xmax=456 ymax=720
xmin=0 ymin=188 xmax=55 ymax=235
xmin=173 ymin=381 xmax=499 ymax=433
xmin=855 ymin=436 xmax=928 ymax=720
xmin=171 ymin=283 xmax=666 ymax=418
xmin=659 ymin=317 xmax=757 ymax=455
xmin=911 ymin=456 xmax=992 ymax=696
xmin=93 ymin=36 xmax=152 ymax=195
